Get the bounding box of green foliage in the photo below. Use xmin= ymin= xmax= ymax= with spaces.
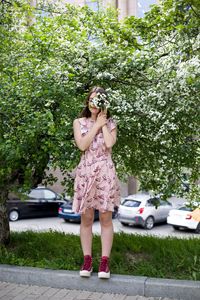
xmin=0 ymin=0 xmax=199 ymax=205
xmin=0 ymin=231 xmax=200 ymax=280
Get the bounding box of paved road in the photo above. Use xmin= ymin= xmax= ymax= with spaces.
xmin=10 ymin=195 xmax=199 ymax=239
xmin=10 ymin=216 xmax=199 ymax=239
xmin=0 ymin=281 xmax=177 ymax=300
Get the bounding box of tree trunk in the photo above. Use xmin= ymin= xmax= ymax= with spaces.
xmin=0 ymin=190 xmax=10 ymax=245
xmin=128 ymin=176 xmax=138 ymax=195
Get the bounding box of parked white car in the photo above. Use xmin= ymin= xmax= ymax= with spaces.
xmin=118 ymin=193 xmax=172 ymax=230
xmin=167 ymin=206 xmax=200 ymax=233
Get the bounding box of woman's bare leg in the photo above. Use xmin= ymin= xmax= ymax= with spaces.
xmin=80 ymin=208 xmax=94 ymax=255
xmin=99 ymin=211 xmax=113 ymax=257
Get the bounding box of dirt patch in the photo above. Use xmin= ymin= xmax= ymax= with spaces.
xmin=126 ymin=251 xmax=151 ymax=265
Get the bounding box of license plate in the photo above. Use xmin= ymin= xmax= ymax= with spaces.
xmin=63 ymin=209 xmax=72 ymax=213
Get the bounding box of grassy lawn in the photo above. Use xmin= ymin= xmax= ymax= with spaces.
xmin=0 ymin=231 xmax=199 ymax=281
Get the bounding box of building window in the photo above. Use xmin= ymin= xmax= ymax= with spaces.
xmin=137 ymin=0 xmax=157 ymax=18
xmin=85 ymin=0 xmax=99 ymax=11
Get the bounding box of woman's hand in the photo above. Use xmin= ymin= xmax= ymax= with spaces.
xmin=95 ymin=110 xmax=107 ymax=129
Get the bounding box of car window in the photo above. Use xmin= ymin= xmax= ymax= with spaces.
xmin=28 ymin=189 xmax=44 ymax=199
xmin=146 ymin=198 xmax=160 ymax=207
xmin=160 ymin=200 xmax=168 ymax=206
xmin=44 ymin=189 xmax=56 ymax=200
xmin=179 ymin=207 xmax=192 ymax=211
xmin=123 ymin=200 xmax=141 ymax=207
xmin=146 ymin=200 xmax=153 ymax=207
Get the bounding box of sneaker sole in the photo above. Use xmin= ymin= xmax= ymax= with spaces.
xmin=80 ymin=268 xmax=93 ymax=277
xmin=98 ymin=271 xmax=110 ymax=279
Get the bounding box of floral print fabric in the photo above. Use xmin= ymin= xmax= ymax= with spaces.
xmin=73 ymin=117 xmax=121 ymax=214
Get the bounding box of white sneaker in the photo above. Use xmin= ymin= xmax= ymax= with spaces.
xmin=98 ymin=270 xmax=110 ymax=279
xmin=80 ymin=268 xmax=93 ymax=277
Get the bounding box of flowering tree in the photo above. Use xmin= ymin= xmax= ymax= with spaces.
xmin=111 ymin=0 xmax=200 ymax=200
xmin=0 ymin=0 xmax=199 ymax=245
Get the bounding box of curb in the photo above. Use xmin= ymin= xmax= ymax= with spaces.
xmin=0 ymin=264 xmax=200 ymax=300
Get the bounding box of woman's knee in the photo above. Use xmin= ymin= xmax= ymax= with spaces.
xmin=81 ymin=209 xmax=94 ymax=227
xmin=99 ymin=211 xmax=113 ymax=227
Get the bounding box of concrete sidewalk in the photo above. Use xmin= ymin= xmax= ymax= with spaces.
xmin=0 ymin=265 xmax=200 ymax=300
xmin=0 ymin=281 xmax=174 ymax=300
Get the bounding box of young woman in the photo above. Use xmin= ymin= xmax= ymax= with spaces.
xmin=73 ymin=86 xmax=120 ymax=279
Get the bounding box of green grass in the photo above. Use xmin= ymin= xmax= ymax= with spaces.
xmin=0 ymin=231 xmax=200 ymax=281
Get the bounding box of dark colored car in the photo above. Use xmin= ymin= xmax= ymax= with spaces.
xmin=7 ymin=187 xmax=67 ymax=221
xmin=58 ymin=201 xmax=118 ymax=223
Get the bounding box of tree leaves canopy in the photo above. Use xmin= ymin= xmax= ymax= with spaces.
xmin=0 ymin=0 xmax=199 ymax=204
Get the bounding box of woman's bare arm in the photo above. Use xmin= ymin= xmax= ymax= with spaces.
xmin=102 ymin=125 xmax=117 ymax=148
xmin=73 ymin=117 xmax=106 ymax=151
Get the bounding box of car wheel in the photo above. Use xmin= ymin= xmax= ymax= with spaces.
xmin=144 ymin=216 xmax=154 ymax=230
xmin=120 ymin=222 xmax=129 ymax=227
xmin=9 ymin=210 xmax=19 ymax=222
xmin=195 ymin=223 xmax=200 ymax=234
xmin=173 ymin=225 xmax=180 ymax=230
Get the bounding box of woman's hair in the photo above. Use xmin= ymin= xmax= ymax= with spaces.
xmin=79 ymin=86 xmax=111 ymax=119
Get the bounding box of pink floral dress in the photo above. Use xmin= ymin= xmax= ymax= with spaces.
xmin=73 ymin=117 xmax=121 ymax=214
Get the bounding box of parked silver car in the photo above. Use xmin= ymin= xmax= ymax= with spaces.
xmin=118 ymin=193 xmax=172 ymax=229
